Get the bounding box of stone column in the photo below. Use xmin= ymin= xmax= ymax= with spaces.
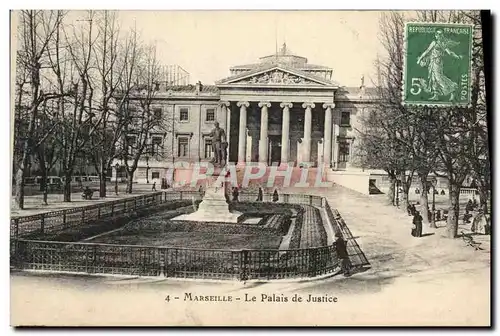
xmin=280 ymin=102 xmax=292 ymax=163
xmin=220 ymin=101 xmax=231 ymax=141
xmin=301 ymin=103 xmax=315 ymax=163
xmin=237 ymin=101 xmax=249 ymax=164
xmin=258 ymin=102 xmax=271 ymax=164
xmin=332 ymin=110 xmax=340 ymax=169
xmin=323 ymin=103 xmax=335 ymax=167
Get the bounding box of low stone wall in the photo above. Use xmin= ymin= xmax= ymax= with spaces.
xmin=326 ymin=170 xmax=371 ymax=195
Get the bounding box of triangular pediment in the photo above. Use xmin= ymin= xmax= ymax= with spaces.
xmin=217 ymin=65 xmax=336 ymax=87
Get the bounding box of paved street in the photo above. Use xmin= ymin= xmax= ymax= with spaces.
xmin=10 ymin=184 xmax=490 ymax=326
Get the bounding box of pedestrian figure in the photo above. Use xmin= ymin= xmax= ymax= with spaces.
xmin=152 ymin=181 xmax=157 ymax=191
xmin=272 ymin=189 xmax=279 ymax=202
xmin=115 ymin=183 xmax=118 ymax=196
xmin=335 ymin=233 xmax=352 ymax=277
xmin=232 ymin=187 xmax=239 ymax=202
xmin=256 ymin=186 xmax=263 ymax=202
xmin=472 ymin=198 xmax=478 ymax=209
xmin=463 ymin=209 xmax=472 ymax=224
xmin=436 ymin=209 xmax=441 ymax=221
xmin=466 ymin=199 xmax=473 ymax=212
xmin=412 ymin=211 xmax=423 ymax=237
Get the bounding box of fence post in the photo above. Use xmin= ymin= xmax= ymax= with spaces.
xmin=284 ymin=194 xmax=289 ymax=204
xmin=111 ymin=203 xmax=115 ymax=216
xmin=180 ymin=191 xmax=184 ymax=200
xmin=97 ymin=204 xmax=101 ymax=218
xmin=309 ymin=195 xmax=313 ymax=206
xmin=82 ymin=208 xmax=86 ymax=223
xmin=240 ymin=250 xmax=249 ymax=281
xmin=40 ymin=214 xmax=45 ymax=234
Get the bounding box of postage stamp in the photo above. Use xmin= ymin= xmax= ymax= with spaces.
xmin=403 ymin=22 xmax=474 ymax=106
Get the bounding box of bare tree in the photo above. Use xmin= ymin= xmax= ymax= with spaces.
xmin=120 ymin=44 xmax=167 ymax=193
xmin=417 ymin=10 xmax=489 ymax=238
xmin=50 ymin=11 xmax=102 ymax=202
xmin=13 ymin=10 xmax=72 ymax=209
xmin=85 ymin=11 xmax=140 ymax=198
xmin=355 ymin=12 xmax=418 ymax=213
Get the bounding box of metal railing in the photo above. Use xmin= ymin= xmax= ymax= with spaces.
xmin=10 ymin=191 xmax=367 ymax=280
xmin=11 ymin=192 xmax=165 ymax=239
xmin=11 ymin=240 xmax=339 ymax=280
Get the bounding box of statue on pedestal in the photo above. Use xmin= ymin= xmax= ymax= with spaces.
xmin=209 ymin=121 xmax=227 ymax=167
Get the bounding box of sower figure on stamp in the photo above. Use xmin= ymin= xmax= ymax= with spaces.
xmin=416 ymin=29 xmax=462 ymax=101
xmin=209 ymin=121 xmax=227 ymax=167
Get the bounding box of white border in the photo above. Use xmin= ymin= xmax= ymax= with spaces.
xmin=402 ymin=21 xmax=474 ymax=107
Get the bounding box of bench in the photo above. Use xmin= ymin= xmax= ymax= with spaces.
xmin=460 ymin=231 xmax=482 ymax=250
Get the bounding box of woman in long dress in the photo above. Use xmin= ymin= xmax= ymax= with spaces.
xmin=416 ymin=29 xmax=462 ymax=101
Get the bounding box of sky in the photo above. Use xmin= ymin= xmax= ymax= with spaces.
xmin=113 ymin=10 xmax=387 ymax=87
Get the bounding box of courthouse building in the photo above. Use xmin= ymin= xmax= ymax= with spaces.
xmin=116 ymin=44 xmax=377 ymax=190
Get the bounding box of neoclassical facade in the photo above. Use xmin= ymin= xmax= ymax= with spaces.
xmin=116 ymin=44 xmax=376 ymax=184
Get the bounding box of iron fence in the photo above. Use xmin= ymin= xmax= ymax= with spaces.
xmin=11 ymin=192 xmax=165 ymax=238
xmin=11 ymin=239 xmax=339 ymax=280
xmin=10 ymin=191 xmax=365 ymax=280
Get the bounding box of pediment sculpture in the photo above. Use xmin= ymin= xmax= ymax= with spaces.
xmin=236 ymin=70 xmax=319 ymax=85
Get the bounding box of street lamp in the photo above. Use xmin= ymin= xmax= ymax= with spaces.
xmin=145 ymin=155 xmax=150 ymax=184
xmin=427 ymin=177 xmax=437 ymax=227
xmin=114 ymin=163 xmax=120 ymax=195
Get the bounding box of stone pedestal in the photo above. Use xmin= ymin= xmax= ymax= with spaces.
xmin=172 ymin=173 xmax=243 ymax=223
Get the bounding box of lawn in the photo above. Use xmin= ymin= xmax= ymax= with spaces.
xmin=88 ymin=229 xmax=283 ymax=250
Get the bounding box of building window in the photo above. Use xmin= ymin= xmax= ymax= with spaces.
xmin=338 ymin=139 xmax=350 ymax=162
xmin=180 ymin=108 xmax=189 ymax=121
xmin=126 ymin=135 xmax=137 ymax=155
xmin=151 ymin=172 xmax=160 ymax=179
xmin=151 ymin=136 xmax=163 ymax=155
xmin=153 ymin=108 xmax=162 ymax=119
xmin=206 ymin=108 xmax=215 ymax=122
xmin=340 ymin=111 xmax=351 ymax=127
xmin=204 ymin=139 xmax=213 ymax=159
xmin=178 ymin=137 xmax=189 ymax=157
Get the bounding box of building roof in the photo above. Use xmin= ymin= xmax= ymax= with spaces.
xmin=217 ymin=62 xmax=339 ymax=87
xmin=163 ymin=84 xmax=219 ymax=94
xmin=230 ymin=62 xmax=332 ymax=71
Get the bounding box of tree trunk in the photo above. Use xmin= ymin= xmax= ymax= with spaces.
xmin=99 ymin=172 xmax=107 ymax=198
xmin=446 ymin=183 xmax=460 ymax=238
xmin=63 ymin=173 xmax=72 ymax=202
xmin=126 ymin=170 xmax=134 ymax=193
xmin=99 ymin=160 xmax=107 ymax=197
xmin=418 ymin=174 xmax=430 ymax=225
xmin=14 ymin=167 xmax=26 ymax=210
xmin=387 ymin=175 xmax=396 ymax=205
xmin=37 ymin=148 xmax=48 ymax=193
xmin=399 ymin=171 xmax=410 ymax=214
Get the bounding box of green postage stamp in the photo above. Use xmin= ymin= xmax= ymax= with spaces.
xmin=403 ymin=22 xmax=473 ymax=106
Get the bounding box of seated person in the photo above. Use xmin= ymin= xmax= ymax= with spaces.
xmin=82 ymin=186 xmax=93 ymax=199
